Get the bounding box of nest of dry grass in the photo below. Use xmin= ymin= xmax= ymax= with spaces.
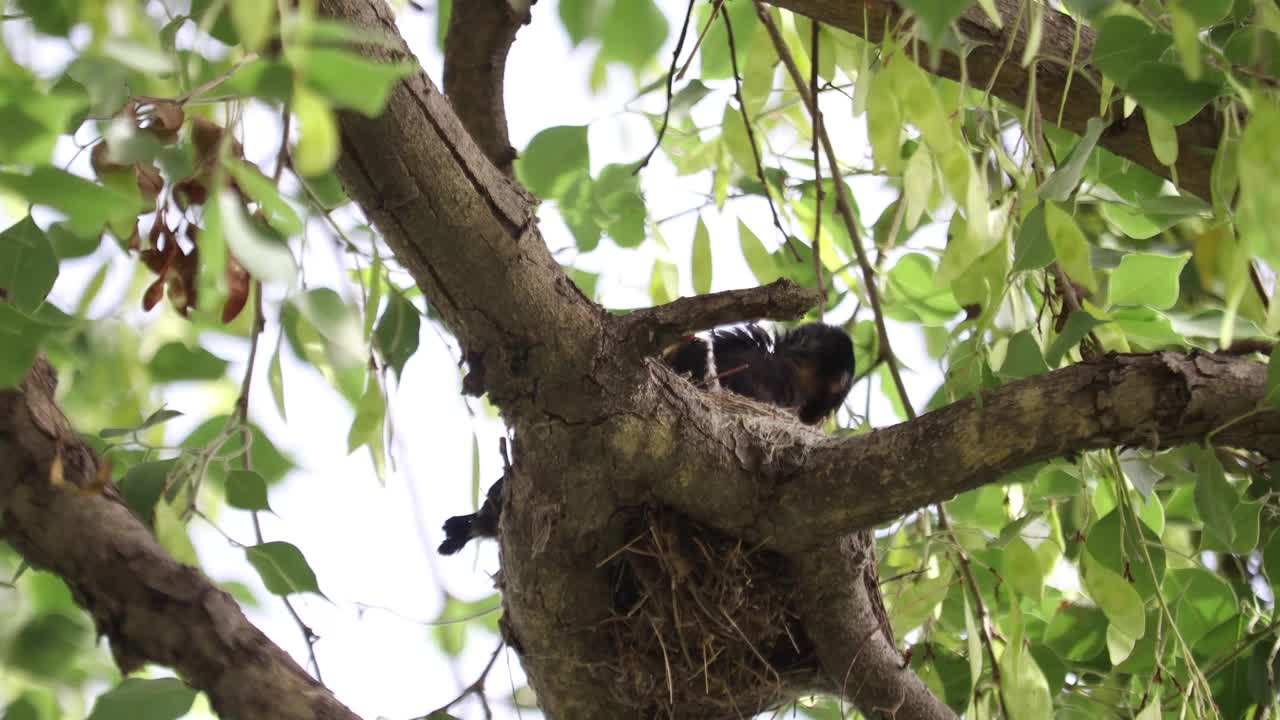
xmin=598 ymin=509 xmax=820 ymax=718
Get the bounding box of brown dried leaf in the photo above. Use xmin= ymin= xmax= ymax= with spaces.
xmin=90 ymin=141 xmax=126 ymax=178
xmin=135 ymin=162 xmax=164 ymax=203
xmin=222 ymin=253 xmax=250 ymax=323
xmin=143 ymin=276 xmax=165 ymax=311
xmin=146 ymin=101 xmax=185 ymax=143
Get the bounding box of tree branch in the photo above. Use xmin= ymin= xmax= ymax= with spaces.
xmin=794 ymin=534 xmax=957 ymax=719
xmin=616 ymin=278 xmax=819 ymax=355
xmin=442 ymin=0 xmax=528 ymax=176
xmin=319 ymin=0 xmax=603 ymax=417
xmin=0 ymin=360 xmax=360 ymax=720
xmin=768 ymin=0 xmax=1218 ymax=199
xmin=645 ymin=351 xmax=1278 ymax=553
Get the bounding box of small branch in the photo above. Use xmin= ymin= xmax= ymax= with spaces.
xmin=232 ymin=283 xmax=326 ymax=683
xmin=637 ymin=0 xmax=697 ymax=172
xmin=722 ymin=7 xmax=802 ymax=261
xmin=618 ymin=278 xmax=819 ymax=354
xmin=809 ymin=20 xmax=825 ymax=318
xmin=417 ymin=642 xmax=505 ymax=720
xmin=442 ymin=0 xmax=530 ymax=175
xmin=754 ymin=3 xmax=912 ymax=412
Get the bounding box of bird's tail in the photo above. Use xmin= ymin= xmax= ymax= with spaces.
xmin=438 ymin=513 xmax=476 ymax=555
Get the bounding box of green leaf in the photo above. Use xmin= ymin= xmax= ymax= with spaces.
xmin=887 ymin=565 xmax=953 ymax=632
xmin=7 ymin=613 xmax=88 ymax=679
xmin=226 ymin=160 xmax=304 ymax=236
xmin=1082 ymin=553 xmax=1146 ymax=645
xmin=47 ymin=222 xmax=101 ymax=260
xmin=1263 ymin=529 xmax=1280 ymax=598
xmin=292 ymin=86 xmax=339 ymax=176
xmin=118 ymin=460 xmax=176 ymax=526
xmin=592 ymin=164 xmax=646 ymax=248
xmin=516 ymin=125 xmax=589 ymax=199
xmin=883 ymin=252 xmax=961 ymax=325
xmin=347 ymin=375 xmax=385 ymax=454
xmin=648 ymin=258 xmax=678 ymax=304
xmin=738 ymin=220 xmax=779 ymax=284
xmin=599 ymin=0 xmax=667 ymax=72
xmin=374 ymin=293 xmax=421 ymax=379
xmin=1085 ymin=510 xmax=1165 ymax=599
xmin=148 ymin=342 xmax=229 ymax=382
xmin=1043 ymin=202 xmax=1096 ymax=293
xmin=291 ymin=288 xmax=365 ymax=369
xmin=1043 ymin=604 xmax=1108 ymax=662
xmin=86 ymin=678 xmax=197 ymax=720
xmin=1003 ymin=537 xmax=1044 ymax=599
xmin=298 ymin=48 xmax=414 ymax=117
xmin=1201 ymin=497 xmax=1261 ymax=555
xmin=224 ymin=59 xmax=294 ymax=103
xmin=1092 ymin=16 xmax=1173 ymax=88
xmin=1163 ymin=567 xmax=1237 ymax=648
xmin=0 ymin=167 xmax=140 ymax=236
xmin=0 ymin=217 xmax=58 ymax=312
xmin=560 ymin=0 xmax=604 ymax=45
xmin=226 ymin=470 xmax=272 ymax=512
xmin=1190 ymin=445 xmax=1238 ymax=546
xmin=1126 ymin=63 xmax=1222 ymax=125
xmin=268 ymin=341 xmax=288 ymax=421
xmin=1012 ymin=204 xmax=1054 ymax=272
xmin=215 ymin=189 xmax=299 ymax=284
xmin=1108 ymin=251 xmax=1189 ymax=309
xmin=691 ymin=216 xmax=712 ymax=295
xmin=231 ymin=0 xmax=274 ymax=52
xmin=998 ymin=331 xmax=1049 ymax=379
xmin=245 ymin=541 xmax=323 ymax=596
xmin=101 ymin=407 xmax=184 ymax=438
xmin=720 ymin=103 xmax=756 ymax=176
xmin=897 ymin=0 xmax=974 ymax=42
xmin=999 ymin=591 xmax=1055 ymax=720
xmin=1040 ymin=118 xmax=1106 ymax=202
xmin=1045 ymin=309 xmax=1104 ymax=367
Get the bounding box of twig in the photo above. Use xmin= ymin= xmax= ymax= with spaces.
xmin=809 ymin=20 xmax=826 ymax=318
xmin=233 ymin=283 xmax=326 ymax=683
xmin=417 ymin=642 xmax=506 ymax=720
xmin=752 ymin=4 xmax=910 ymax=408
xmin=722 ymin=7 xmax=802 ymax=261
xmin=637 ymin=0 xmax=697 ymax=172
xmin=619 ymin=278 xmax=818 ymax=355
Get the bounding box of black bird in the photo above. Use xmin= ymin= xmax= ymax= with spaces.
xmin=438 ymin=322 xmax=855 ymax=555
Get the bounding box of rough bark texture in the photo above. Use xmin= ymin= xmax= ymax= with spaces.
xmin=441 ymin=0 xmax=528 ymax=177
xmin=0 ymin=1 xmax=1259 ymax=719
xmin=0 ymin=360 xmax=360 ymax=720
xmin=770 ymin=0 xmax=1219 ymax=200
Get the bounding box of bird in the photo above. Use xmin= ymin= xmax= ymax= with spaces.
xmin=437 ymin=322 xmax=856 ymax=555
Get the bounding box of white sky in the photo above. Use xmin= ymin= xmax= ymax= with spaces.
xmin=8 ymin=1 xmax=946 ymax=718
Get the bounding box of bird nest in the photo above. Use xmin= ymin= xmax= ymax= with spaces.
xmin=598 ymin=509 xmax=820 ymax=718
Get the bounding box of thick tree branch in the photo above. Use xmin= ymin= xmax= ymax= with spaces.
xmin=644 ymin=352 xmax=1277 ymax=553
xmin=442 ymin=0 xmax=527 ymax=176
xmin=320 ymin=0 xmax=604 ymax=418
xmin=0 ymin=360 xmax=360 ymax=720
xmin=795 ymin=534 xmax=957 ymax=719
xmin=769 ymin=0 xmax=1218 ymax=199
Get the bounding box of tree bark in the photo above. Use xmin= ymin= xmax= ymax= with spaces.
xmin=0 ymin=2 xmax=1256 ymax=720
xmin=0 ymin=360 xmax=360 ymax=720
